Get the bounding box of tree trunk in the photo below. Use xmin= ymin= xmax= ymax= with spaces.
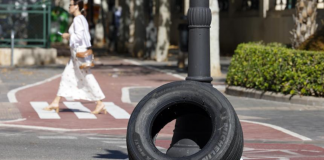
xmin=133 ymin=0 xmax=146 ymax=57
xmin=210 ymin=0 xmax=222 ymax=77
xmin=291 ymin=0 xmax=318 ymax=49
xmin=118 ymin=0 xmax=131 ymax=53
xmin=145 ymin=0 xmax=157 ymax=59
xmin=128 ymin=0 xmax=135 ymax=54
xmin=155 ymin=0 xmax=171 ymax=62
xmin=97 ymin=0 xmax=109 ymax=47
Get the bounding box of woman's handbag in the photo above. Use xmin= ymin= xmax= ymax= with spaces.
xmin=76 ymin=48 xmax=95 ymax=69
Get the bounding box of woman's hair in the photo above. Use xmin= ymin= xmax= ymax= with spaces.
xmin=73 ymin=0 xmax=85 ymax=14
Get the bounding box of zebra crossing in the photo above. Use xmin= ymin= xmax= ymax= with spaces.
xmin=30 ymin=102 xmax=131 ymax=120
xmin=63 ymin=102 xmax=97 ymax=119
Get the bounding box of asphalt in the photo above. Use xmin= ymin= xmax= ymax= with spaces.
xmin=1 ymin=55 xmax=324 ymax=159
xmin=0 ymin=127 xmax=129 ymax=160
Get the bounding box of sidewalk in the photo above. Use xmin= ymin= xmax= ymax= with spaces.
xmin=0 ymin=55 xmax=324 ymax=159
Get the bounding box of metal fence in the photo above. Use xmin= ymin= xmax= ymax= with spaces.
xmin=0 ymin=0 xmax=51 ymax=48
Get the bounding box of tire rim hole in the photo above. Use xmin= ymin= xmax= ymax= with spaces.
xmin=150 ymin=102 xmax=213 ymax=158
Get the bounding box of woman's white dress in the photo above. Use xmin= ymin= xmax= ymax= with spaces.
xmin=57 ymin=15 xmax=105 ymax=101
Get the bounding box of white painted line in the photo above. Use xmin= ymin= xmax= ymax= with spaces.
xmin=0 ymin=124 xmax=69 ymax=131
xmin=70 ymin=128 xmax=127 ymax=131
xmin=124 ymin=59 xmax=186 ymax=80
xmin=213 ymin=85 xmax=226 ymax=91
xmin=121 ymin=87 xmax=131 ymax=104
xmin=88 ymin=137 xmax=126 ymax=140
xmin=30 ymin=102 xmax=61 ymax=119
xmin=0 ymin=118 xmax=26 ymax=123
xmin=119 ymin=146 xmax=127 ymax=149
xmin=38 ymin=136 xmax=77 ymax=140
xmin=241 ymin=120 xmax=312 ymax=141
xmin=156 ymin=146 xmax=167 ymax=150
xmin=125 ymin=59 xmax=141 ymax=65
xmin=121 ymin=86 xmax=154 ymax=104
xmin=8 ymin=74 xmax=62 ymax=103
xmin=0 ymin=133 xmax=22 ymax=137
xmin=63 ymin=102 xmax=97 ymax=119
xmin=104 ymin=102 xmax=130 ymax=119
xmin=280 ymin=150 xmax=300 ymax=155
xmin=0 ymin=123 xmax=127 ymax=132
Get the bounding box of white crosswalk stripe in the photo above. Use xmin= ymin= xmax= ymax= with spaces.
xmin=63 ymin=102 xmax=97 ymax=119
xmin=30 ymin=102 xmax=61 ymax=119
xmin=104 ymin=102 xmax=130 ymax=119
xmin=30 ymin=101 xmax=131 ymax=120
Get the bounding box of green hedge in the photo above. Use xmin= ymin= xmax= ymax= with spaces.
xmin=226 ymin=43 xmax=324 ymax=96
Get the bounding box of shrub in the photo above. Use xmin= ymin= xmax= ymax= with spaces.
xmin=226 ymin=43 xmax=324 ymax=96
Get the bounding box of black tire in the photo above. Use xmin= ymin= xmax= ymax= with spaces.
xmin=127 ymin=81 xmax=243 ymax=160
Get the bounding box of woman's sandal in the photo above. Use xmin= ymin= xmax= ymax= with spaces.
xmin=43 ymin=104 xmax=60 ymax=113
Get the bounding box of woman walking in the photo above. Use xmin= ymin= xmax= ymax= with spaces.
xmin=43 ymin=0 xmax=106 ymax=114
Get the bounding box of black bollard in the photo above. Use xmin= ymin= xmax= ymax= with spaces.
xmin=166 ymin=0 xmax=213 ymax=157
xmin=186 ymin=0 xmax=213 ymax=83
xmin=126 ymin=0 xmax=243 ymax=159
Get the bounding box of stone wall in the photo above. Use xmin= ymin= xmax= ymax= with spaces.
xmin=0 ymin=48 xmax=57 ymax=66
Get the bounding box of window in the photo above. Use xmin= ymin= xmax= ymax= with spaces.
xmin=318 ymin=0 xmax=324 ymax=9
xmin=275 ymin=0 xmax=297 ymax=11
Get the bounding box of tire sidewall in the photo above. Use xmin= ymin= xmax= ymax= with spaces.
xmin=127 ymin=81 xmax=237 ymax=160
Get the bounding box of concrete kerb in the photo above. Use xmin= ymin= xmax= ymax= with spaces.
xmin=226 ymin=86 xmax=324 ymax=107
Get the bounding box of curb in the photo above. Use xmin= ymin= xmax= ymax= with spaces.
xmin=225 ymin=86 xmax=324 ymax=106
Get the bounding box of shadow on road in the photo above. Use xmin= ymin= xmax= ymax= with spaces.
xmin=93 ymin=150 xmax=128 ymax=159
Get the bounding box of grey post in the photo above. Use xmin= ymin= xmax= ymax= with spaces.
xmin=186 ymin=0 xmax=213 ymax=83
xmin=11 ymin=30 xmax=14 ymax=67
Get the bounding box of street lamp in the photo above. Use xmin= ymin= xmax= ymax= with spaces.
xmin=126 ymin=0 xmax=243 ymax=159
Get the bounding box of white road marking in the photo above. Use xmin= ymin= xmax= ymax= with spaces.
xmin=121 ymin=86 xmax=154 ymax=104
xmin=0 ymin=123 xmax=127 ymax=132
xmin=241 ymin=120 xmax=312 ymax=141
xmin=8 ymin=74 xmax=62 ymax=103
xmin=104 ymin=102 xmax=130 ymax=119
xmin=124 ymin=59 xmax=226 ymax=91
xmin=0 ymin=118 xmax=26 ymax=123
xmin=280 ymin=150 xmax=300 ymax=155
xmin=0 ymin=133 xmax=23 ymax=137
xmin=38 ymin=136 xmax=77 ymax=139
xmin=124 ymin=59 xmax=185 ymax=80
xmin=213 ymin=85 xmax=226 ymax=92
xmin=156 ymin=146 xmax=167 ymax=150
xmin=63 ymin=102 xmax=97 ymax=119
xmin=121 ymin=87 xmax=131 ymax=104
xmin=88 ymin=137 xmax=126 ymax=141
xmin=30 ymin=102 xmax=60 ymax=119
